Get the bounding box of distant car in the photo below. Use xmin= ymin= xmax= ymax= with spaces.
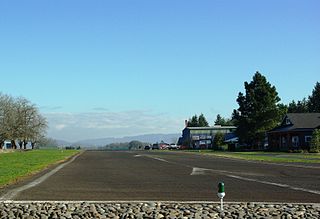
xmin=4 ymin=142 xmax=12 ymax=149
xmin=179 ymin=145 xmax=188 ymax=150
xmin=152 ymin=144 xmax=160 ymax=150
xmin=144 ymin=145 xmax=151 ymax=150
xmin=160 ymin=144 xmax=169 ymax=150
xmin=168 ymin=143 xmax=178 ymax=150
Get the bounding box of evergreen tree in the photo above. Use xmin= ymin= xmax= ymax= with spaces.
xmin=232 ymin=72 xmax=281 ymax=148
xmin=198 ymin=113 xmax=209 ymax=127
xmin=214 ymin=114 xmax=234 ymax=126
xmin=308 ymin=82 xmax=320 ymax=113
xmin=187 ymin=114 xmax=209 ymax=127
xmin=287 ymin=98 xmax=309 ymax=113
xmin=214 ymin=114 xmax=224 ymax=125
xmin=277 ymin=103 xmax=288 ymax=122
xmin=187 ymin=115 xmax=199 ymax=127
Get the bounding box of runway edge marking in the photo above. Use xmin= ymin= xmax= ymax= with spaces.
xmin=190 ymin=167 xmax=320 ymax=196
xmin=0 ymin=152 xmax=83 ymax=201
xmin=227 ymin=174 xmax=320 ymax=196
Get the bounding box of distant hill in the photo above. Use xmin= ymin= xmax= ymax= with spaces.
xmin=71 ymin=133 xmax=181 ymax=147
xmin=55 ymin=139 xmax=71 ymax=146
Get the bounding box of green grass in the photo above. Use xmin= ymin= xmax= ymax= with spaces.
xmin=189 ymin=150 xmax=320 ymax=164
xmin=0 ymin=149 xmax=80 ymax=187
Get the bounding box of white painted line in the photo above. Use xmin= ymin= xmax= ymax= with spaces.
xmin=191 ymin=167 xmax=211 ymax=175
xmin=227 ymin=174 xmax=320 ymax=196
xmin=190 ymin=167 xmax=320 ymax=196
xmin=0 ymin=153 xmax=82 ymax=201
xmin=135 ymin=154 xmax=170 ymax=163
xmin=152 ymin=157 xmax=169 ymax=163
xmin=190 ymin=167 xmax=265 ymax=177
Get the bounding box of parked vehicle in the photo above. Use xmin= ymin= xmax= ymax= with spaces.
xmin=179 ymin=145 xmax=189 ymax=150
xmin=159 ymin=143 xmax=169 ymax=150
xmin=152 ymin=144 xmax=160 ymax=150
xmin=168 ymin=143 xmax=179 ymax=150
xmin=3 ymin=141 xmax=12 ymax=149
xmin=144 ymin=145 xmax=151 ymax=150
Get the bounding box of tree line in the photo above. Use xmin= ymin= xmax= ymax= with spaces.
xmin=0 ymin=93 xmax=47 ymax=149
xmin=104 ymin=140 xmax=148 ymax=150
xmin=287 ymin=82 xmax=320 ymax=113
xmin=187 ymin=113 xmax=233 ymax=127
xmin=186 ymin=72 xmax=320 ymax=148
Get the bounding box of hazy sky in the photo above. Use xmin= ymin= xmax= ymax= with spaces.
xmin=1 ymin=0 xmax=319 ymax=142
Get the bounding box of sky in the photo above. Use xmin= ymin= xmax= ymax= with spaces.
xmin=0 ymin=0 xmax=319 ymax=142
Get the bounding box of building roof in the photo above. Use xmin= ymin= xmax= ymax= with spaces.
xmin=286 ymin=113 xmax=320 ymax=128
xmin=224 ymin=133 xmax=238 ymax=143
xmin=269 ymin=113 xmax=320 ymax=133
xmin=186 ymin=126 xmax=236 ymax=130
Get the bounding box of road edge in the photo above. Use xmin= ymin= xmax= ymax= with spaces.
xmin=0 ymin=151 xmax=84 ymax=201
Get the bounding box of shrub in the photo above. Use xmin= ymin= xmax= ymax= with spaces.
xmin=310 ymin=129 xmax=320 ymax=153
xmin=288 ymin=149 xmax=304 ymax=153
xmin=213 ymin=132 xmax=225 ymax=150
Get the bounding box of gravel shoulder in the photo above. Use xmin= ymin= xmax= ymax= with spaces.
xmin=0 ymin=202 xmax=319 ymax=218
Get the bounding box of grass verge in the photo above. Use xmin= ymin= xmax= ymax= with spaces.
xmin=0 ymin=149 xmax=80 ymax=187
xmin=189 ymin=150 xmax=320 ymax=164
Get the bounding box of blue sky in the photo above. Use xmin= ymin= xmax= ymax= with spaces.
xmin=1 ymin=1 xmax=319 ymax=141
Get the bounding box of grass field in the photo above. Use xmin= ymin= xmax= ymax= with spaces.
xmin=0 ymin=149 xmax=80 ymax=187
xmin=191 ymin=150 xmax=320 ymax=164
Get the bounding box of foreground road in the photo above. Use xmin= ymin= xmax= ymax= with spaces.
xmin=4 ymin=151 xmax=320 ymax=202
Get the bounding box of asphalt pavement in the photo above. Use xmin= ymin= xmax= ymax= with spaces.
xmin=2 ymin=151 xmax=320 ymax=202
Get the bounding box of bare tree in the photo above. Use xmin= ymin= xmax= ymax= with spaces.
xmin=29 ymin=113 xmax=48 ymax=149
xmin=14 ymin=97 xmax=31 ymax=149
xmin=15 ymin=97 xmax=48 ymax=149
xmin=0 ymin=93 xmax=47 ymax=150
xmin=0 ymin=93 xmax=15 ymax=149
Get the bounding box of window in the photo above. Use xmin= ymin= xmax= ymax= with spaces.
xmin=285 ymin=118 xmax=291 ymax=125
xmin=305 ymin=136 xmax=312 ymax=143
xmin=292 ymin=136 xmax=299 ymax=148
xmin=192 ymin=135 xmax=200 ymax=140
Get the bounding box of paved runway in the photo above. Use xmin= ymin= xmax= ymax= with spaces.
xmin=3 ymin=151 xmax=320 ymax=202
